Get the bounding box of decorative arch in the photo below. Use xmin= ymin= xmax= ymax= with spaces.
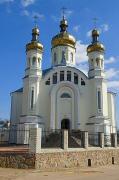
xmin=50 ymin=81 xmax=80 ymax=130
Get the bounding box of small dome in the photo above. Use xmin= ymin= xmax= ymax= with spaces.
xmin=87 ymin=43 xmax=105 ymax=53
xmin=87 ymin=28 xmax=105 ymax=53
xmin=92 ymin=29 xmax=99 ymax=36
xmin=26 ymin=26 xmax=43 ymax=52
xmin=52 ymin=18 xmax=76 ymax=48
xmin=32 ymin=27 xmax=39 ymax=35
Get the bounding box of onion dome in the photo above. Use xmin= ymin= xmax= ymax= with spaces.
xmin=51 ymin=17 xmax=76 ymax=48
xmin=26 ymin=26 xmax=43 ymax=52
xmin=87 ymin=29 xmax=105 ymax=53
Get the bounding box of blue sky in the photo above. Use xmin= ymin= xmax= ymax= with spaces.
xmin=0 ymin=0 xmax=119 ymax=125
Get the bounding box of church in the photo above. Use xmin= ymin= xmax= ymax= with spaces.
xmin=10 ymin=16 xmax=117 ymax=143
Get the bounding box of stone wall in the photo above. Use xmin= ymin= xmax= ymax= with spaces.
xmin=35 ymin=149 xmax=119 ymax=169
xmin=1 ymin=149 xmax=119 ymax=169
xmin=0 ymin=153 xmax=35 ymax=169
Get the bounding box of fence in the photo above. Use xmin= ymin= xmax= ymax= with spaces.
xmin=88 ymin=133 xmax=99 ymax=147
xmin=41 ymin=129 xmax=62 ymax=148
xmin=0 ymin=128 xmax=30 ymax=146
xmin=104 ymin=135 xmax=111 ymax=147
xmin=68 ymin=130 xmax=84 ymax=148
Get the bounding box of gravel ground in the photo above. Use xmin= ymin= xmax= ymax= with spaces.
xmin=0 ymin=165 xmax=119 ymax=180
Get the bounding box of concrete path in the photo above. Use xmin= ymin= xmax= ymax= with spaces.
xmin=0 ymin=165 xmax=119 ymax=180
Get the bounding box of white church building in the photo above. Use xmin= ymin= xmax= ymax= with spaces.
xmin=10 ymin=16 xmax=117 ymax=142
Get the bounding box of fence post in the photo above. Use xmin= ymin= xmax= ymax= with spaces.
xmin=99 ymin=132 xmax=104 ymax=148
xmin=29 ymin=128 xmax=42 ymax=153
xmin=111 ymin=133 xmax=117 ymax=148
xmin=83 ymin=131 xmax=88 ymax=149
xmin=62 ymin=130 xmax=68 ymax=150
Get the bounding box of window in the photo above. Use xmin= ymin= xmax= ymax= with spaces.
xmin=53 ymin=72 xmax=57 ymax=84
xmin=31 ymin=88 xmax=34 ymax=109
xmin=74 ymin=73 xmax=78 ymax=84
xmin=54 ymin=52 xmax=57 ymax=64
xmin=67 ymin=71 xmax=71 ymax=81
xmin=32 ymin=57 xmax=36 ymax=65
xmin=96 ymin=58 xmax=99 ymax=66
xmin=97 ymin=89 xmax=102 ymax=110
xmin=60 ymin=71 xmax=64 ymax=81
xmin=81 ymin=78 xmax=85 ymax=86
xmin=70 ymin=52 xmax=73 ymax=62
xmin=45 ymin=78 xmax=50 ymax=85
xmin=61 ymin=93 xmax=71 ymax=98
xmin=61 ymin=51 xmax=66 ymax=63
xmin=28 ymin=58 xmax=30 ymax=66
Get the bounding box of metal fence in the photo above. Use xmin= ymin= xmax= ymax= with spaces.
xmin=88 ymin=133 xmax=99 ymax=147
xmin=68 ymin=130 xmax=84 ymax=148
xmin=41 ymin=129 xmax=62 ymax=148
xmin=0 ymin=128 xmax=30 ymax=146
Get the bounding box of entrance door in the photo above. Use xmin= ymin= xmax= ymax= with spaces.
xmin=61 ymin=119 xmax=70 ymax=129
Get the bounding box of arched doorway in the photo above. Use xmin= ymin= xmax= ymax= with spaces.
xmin=61 ymin=119 xmax=70 ymax=129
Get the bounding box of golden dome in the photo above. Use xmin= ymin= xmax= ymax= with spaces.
xmin=52 ymin=32 xmax=76 ymax=48
xmin=26 ymin=26 xmax=43 ymax=52
xmin=26 ymin=41 xmax=43 ymax=52
xmin=87 ymin=43 xmax=105 ymax=53
xmin=52 ymin=18 xmax=76 ymax=48
xmin=87 ymin=29 xmax=105 ymax=53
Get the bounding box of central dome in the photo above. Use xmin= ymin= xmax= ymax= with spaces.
xmin=51 ymin=18 xmax=76 ymax=48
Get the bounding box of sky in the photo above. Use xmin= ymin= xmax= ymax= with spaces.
xmin=0 ymin=0 xmax=119 ymax=125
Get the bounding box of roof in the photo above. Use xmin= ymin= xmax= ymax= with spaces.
xmin=42 ymin=66 xmax=88 ymax=79
xmin=11 ymin=88 xmax=23 ymax=94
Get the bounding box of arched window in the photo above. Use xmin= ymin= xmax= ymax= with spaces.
xmin=45 ymin=78 xmax=50 ymax=85
xmin=53 ymin=72 xmax=57 ymax=84
xmin=60 ymin=71 xmax=64 ymax=81
xmin=61 ymin=93 xmax=71 ymax=98
xmin=97 ymin=88 xmax=102 ymax=111
xmin=96 ymin=58 xmax=99 ymax=66
xmin=31 ymin=88 xmax=34 ymax=109
xmin=70 ymin=52 xmax=73 ymax=62
xmin=74 ymin=73 xmax=78 ymax=84
xmin=32 ymin=57 xmax=36 ymax=65
xmin=67 ymin=71 xmax=71 ymax=81
xmin=61 ymin=50 xmax=66 ymax=63
xmin=81 ymin=78 xmax=85 ymax=86
xmin=54 ymin=52 xmax=57 ymax=64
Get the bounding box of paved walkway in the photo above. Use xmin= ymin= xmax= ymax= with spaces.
xmin=0 ymin=165 xmax=119 ymax=180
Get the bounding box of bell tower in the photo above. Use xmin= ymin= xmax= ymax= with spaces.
xmin=87 ymin=29 xmax=111 ymax=141
xmin=20 ymin=25 xmax=44 ymax=130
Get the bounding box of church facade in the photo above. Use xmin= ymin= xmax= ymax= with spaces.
xmin=10 ymin=17 xmax=117 ymax=142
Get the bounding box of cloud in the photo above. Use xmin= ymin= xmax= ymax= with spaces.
xmin=22 ymin=10 xmax=45 ymax=20
xmin=86 ymin=30 xmax=92 ymax=37
xmin=106 ymin=68 xmax=119 ymax=79
xmin=73 ymin=25 xmax=80 ymax=33
xmin=22 ymin=9 xmax=30 ymax=16
xmin=0 ymin=0 xmax=14 ymax=4
xmin=107 ymin=81 xmax=119 ymax=88
xmin=101 ymin=24 xmax=109 ymax=32
xmin=105 ymin=56 xmax=116 ymax=64
xmin=65 ymin=10 xmax=73 ymax=18
xmin=21 ymin=0 xmax=36 ymax=7
xmin=75 ymin=40 xmax=88 ymax=64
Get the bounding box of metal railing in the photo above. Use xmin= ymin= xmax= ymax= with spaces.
xmin=68 ymin=130 xmax=84 ymax=148
xmin=88 ymin=133 xmax=99 ymax=147
xmin=0 ymin=128 xmax=30 ymax=146
xmin=41 ymin=129 xmax=62 ymax=148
